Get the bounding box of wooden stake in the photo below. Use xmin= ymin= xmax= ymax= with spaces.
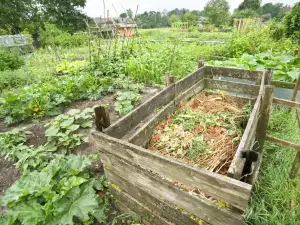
xmin=95 ymin=105 xmax=110 ymax=131
xmin=165 ymin=72 xmax=174 ymax=86
xmin=290 ymin=152 xmax=300 ymax=179
xmin=291 ymin=74 xmax=300 ymax=102
xmin=198 ymin=60 xmax=204 ymax=68
xmin=290 ymin=109 xmax=300 ymax=179
xmin=256 ymin=86 xmax=273 ymax=153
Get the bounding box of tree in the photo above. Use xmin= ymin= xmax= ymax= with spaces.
xmin=262 ymin=3 xmax=286 ymax=18
xmin=0 ymin=0 xmax=87 ymax=34
xmin=127 ymin=9 xmax=133 ymax=19
xmin=284 ymin=2 xmax=300 ymax=39
xmin=232 ymin=9 xmax=260 ymax=19
xmin=169 ymin=14 xmax=180 ymax=25
xmin=120 ymin=13 xmax=127 ymax=19
xmin=180 ymin=12 xmax=198 ymax=26
xmin=238 ymin=0 xmax=261 ymax=11
xmin=204 ymin=0 xmax=230 ymax=27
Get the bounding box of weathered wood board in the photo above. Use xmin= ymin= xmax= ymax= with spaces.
xmin=108 ymin=170 xmax=202 ymax=225
xmin=204 ymin=66 xmax=264 ymax=82
xmin=101 ymin=152 xmax=243 ymax=225
xmin=92 ymin=131 xmax=252 ymax=211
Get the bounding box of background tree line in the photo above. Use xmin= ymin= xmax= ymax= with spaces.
xmin=134 ymin=0 xmax=292 ymax=29
xmin=0 ymin=0 xmax=298 ymax=41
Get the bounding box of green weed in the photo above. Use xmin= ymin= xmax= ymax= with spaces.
xmin=245 ymin=108 xmax=300 ymax=224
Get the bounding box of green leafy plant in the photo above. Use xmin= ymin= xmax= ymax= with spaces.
xmin=1 ymin=155 xmax=109 ymax=225
xmin=113 ymin=75 xmax=143 ymax=115
xmin=209 ymin=51 xmax=300 ymax=82
xmin=56 ymin=60 xmax=88 ymax=75
xmin=0 ymin=50 xmax=24 ymax=71
xmin=0 ymin=108 xmax=95 ymax=172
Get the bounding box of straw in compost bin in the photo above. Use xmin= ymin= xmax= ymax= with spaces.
xmin=149 ymin=92 xmax=250 ymax=175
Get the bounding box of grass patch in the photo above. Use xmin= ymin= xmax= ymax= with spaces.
xmin=245 ymin=108 xmax=300 ymax=225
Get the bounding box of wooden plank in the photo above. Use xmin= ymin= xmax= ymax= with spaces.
xmin=175 ymin=67 xmax=206 ymax=96
xmin=205 ymin=79 xmax=260 ymax=97
xmin=205 ymin=66 xmax=263 ymax=82
xmin=273 ymin=97 xmax=300 ymax=109
xmin=175 ymin=79 xmax=205 ymax=105
xmin=266 ymin=135 xmax=300 ymax=151
xmin=271 ymin=80 xmax=296 ymax=89
xmin=108 ymin=170 xmax=202 ymax=225
xmin=128 ymin=101 xmax=176 ymax=147
xmin=91 ymin=131 xmax=252 ymax=211
xmin=256 ymin=86 xmax=274 ymax=153
xmin=104 ymin=84 xmax=175 ymax=139
xmin=227 ymin=96 xmax=262 ymax=180
xmin=102 ymin=153 xmax=243 ymax=225
xmin=110 ymin=185 xmax=173 ymax=225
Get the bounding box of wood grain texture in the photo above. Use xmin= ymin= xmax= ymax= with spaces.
xmin=273 ymin=98 xmax=300 ymax=109
xmin=256 ymin=86 xmax=273 ymax=153
xmin=205 ymin=66 xmax=264 ymax=81
xmin=205 ymin=79 xmax=260 ymax=97
xmin=227 ymin=96 xmax=262 ymax=180
xmin=91 ymin=131 xmax=252 ymax=211
xmin=94 ymin=105 xmax=110 ymax=131
xmin=102 ymin=152 xmax=243 ymax=225
xmin=271 ymin=80 xmax=296 ymax=89
xmin=175 ymin=79 xmax=205 ymax=105
xmin=175 ymin=67 xmax=206 ymax=96
xmin=128 ymin=101 xmax=176 ymax=147
xmin=108 ymin=169 xmax=203 ymax=225
xmin=266 ymin=135 xmax=300 ymax=151
xmin=110 ymin=185 xmax=173 ymax=225
xmin=104 ymin=84 xmax=175 ymax=139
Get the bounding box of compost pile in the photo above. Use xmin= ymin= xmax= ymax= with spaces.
xmin=149 ymin=92 xmax=250 ymax=175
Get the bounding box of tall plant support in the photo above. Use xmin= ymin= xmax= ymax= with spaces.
xmin=172 ymin=22 xmax=189 ymax=39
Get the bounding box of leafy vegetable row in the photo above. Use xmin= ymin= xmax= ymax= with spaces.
xmin=0 ymin=108 xmax=109 ymax=225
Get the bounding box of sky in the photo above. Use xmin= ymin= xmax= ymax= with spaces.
xmin=83 ymin=0 xmax=298 ymax=18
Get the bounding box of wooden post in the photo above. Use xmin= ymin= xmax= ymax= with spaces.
xmin=290 ymin=152 xmax=300 ymax=179
xmin=294 ymin=49 xmax=299 ymax=57
xmin=290 ymin=109 xmax=300 ymax=179
xmin=198 ymin=60 xmax=204 ymax=69
xmin=256 ymin=86 xmax=274 ymax=153
xmin=94 ymin=105 xmax=110 ymax=131
xmin=165 ymin=72 xmax=174 ymax=86
xmin=291 ymin=74 xmax=300 ymax=102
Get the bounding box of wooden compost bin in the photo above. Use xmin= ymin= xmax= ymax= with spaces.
xmin=91 ymin=65 xmax=273 ymax=225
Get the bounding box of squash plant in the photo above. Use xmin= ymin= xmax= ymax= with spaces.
xmin=209 ymin=51 xmax=300 ymax=82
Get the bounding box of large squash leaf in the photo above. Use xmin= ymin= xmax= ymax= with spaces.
xmin=53 ymin=185 xmax=99 ymax=225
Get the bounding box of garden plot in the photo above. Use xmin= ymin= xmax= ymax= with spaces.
xmin=149 ymin=92 xmax=250 ymax=175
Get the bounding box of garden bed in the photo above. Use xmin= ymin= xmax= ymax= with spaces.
xmin=92 ymin=65 xmax=274 ymax=225
xmin=148 ymin=92 xmax=250 ymax=175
